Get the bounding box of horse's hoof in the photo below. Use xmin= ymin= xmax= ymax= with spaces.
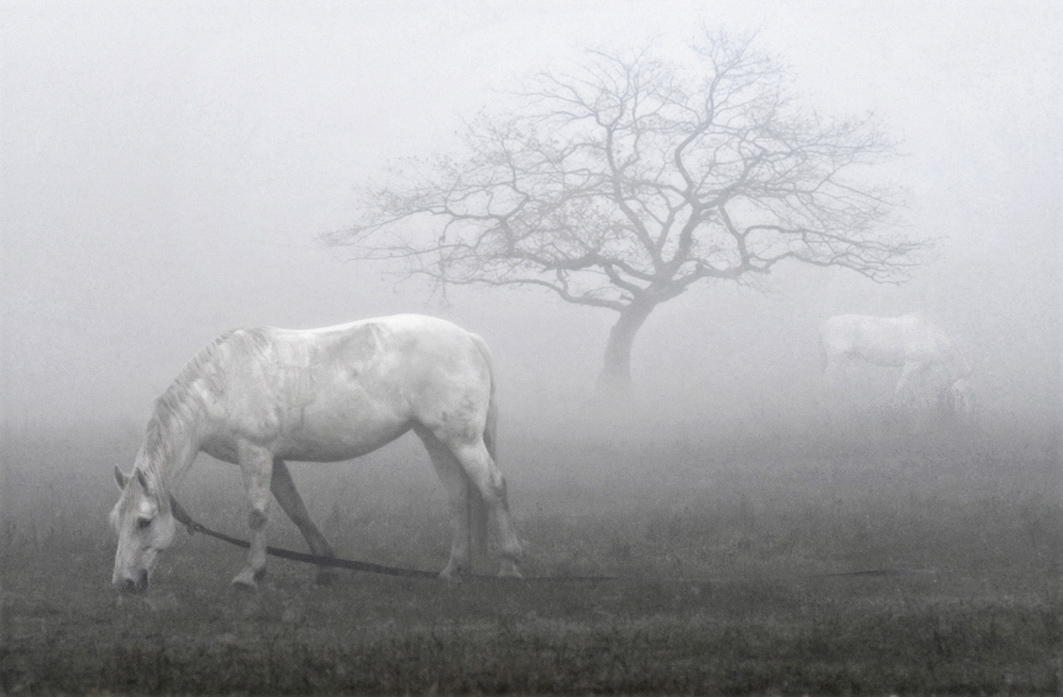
xmin=230 ymin=569 xmax=262 ymax=591
xmin=438 ymin=565 xmax=463 ymax=584
xmin=498 ymin=562 xmax=523 ymax=579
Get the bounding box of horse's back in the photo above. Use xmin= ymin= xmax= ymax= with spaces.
xmin=820 ymin=314 xmax=898 ymax=352
xmin=893 ymin=314 xmax=956 ymax=361
xmin=821 ymin=313 xmax=956 ymax=368
xmin=235 ymin=314 xmax=483 ymax=373
xmin=821 ymin=314 xmax=911 ymax=367
xmin=199 ymin=315 xmax=493 ymax=461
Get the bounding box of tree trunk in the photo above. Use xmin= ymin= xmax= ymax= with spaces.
xmin=595 ymin=300 xmax=657 ymax=400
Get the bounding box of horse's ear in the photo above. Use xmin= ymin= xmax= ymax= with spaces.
xmin=135 ymin=468 xmax=150 ymax=492
xmin=114 ymin=465 xmax=128 ymax=490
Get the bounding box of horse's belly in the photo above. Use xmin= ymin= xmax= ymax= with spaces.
xmin=855 ymin=349 xmax=906 ymax=368
xmin=272 ymin=394 xmax=411 ymax=462
xmin=274 ymin=424 xmax=410 ymax=462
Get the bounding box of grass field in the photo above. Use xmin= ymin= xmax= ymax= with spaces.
xmin=2 ymin=415 xmax=1060 ymax=694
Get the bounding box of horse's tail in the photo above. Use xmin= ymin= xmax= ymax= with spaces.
xmin=468 ymin=333 xmax=497 ymax=567
xmin=470 ymin=333 xmax=499 ymax=460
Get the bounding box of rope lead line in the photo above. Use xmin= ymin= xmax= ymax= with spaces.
xmin=168 ymin=495 xmax=615 ymax=582
xmin=170 ymin=495 xmax=437 ymax=578
xmin=166 ymin=496 xmax=936 ymax=583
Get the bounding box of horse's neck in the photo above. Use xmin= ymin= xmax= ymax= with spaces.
xmin=140 ymin=401 xmax=206 ymax=493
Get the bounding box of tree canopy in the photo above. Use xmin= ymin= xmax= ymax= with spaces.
xmin=326 ymin=32 xmax=925 ymax=396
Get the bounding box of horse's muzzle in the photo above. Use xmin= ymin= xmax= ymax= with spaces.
xmin=116 ymin=570 xmax=149 ymax=593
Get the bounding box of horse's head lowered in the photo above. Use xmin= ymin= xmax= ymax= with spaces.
xmin=110 ymin=466 xmax=176 ymax=592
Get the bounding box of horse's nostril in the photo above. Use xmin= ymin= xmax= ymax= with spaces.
xmin=120 ymin=573 xmax=149 ymax=593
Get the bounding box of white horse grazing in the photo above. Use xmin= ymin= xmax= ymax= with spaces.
xmin=110 ymin=315 xmax=523 ymax=592
xmin=819 ymin=313 xmax=973 ymax=417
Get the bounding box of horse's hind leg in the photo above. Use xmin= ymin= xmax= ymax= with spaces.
xmin=271 ymin=458 xmax=337 ymax=584
xmin=414 ymin=427 xmax=477 ymax=580
xmin=441 ymin=437 xmax=523 ymax=578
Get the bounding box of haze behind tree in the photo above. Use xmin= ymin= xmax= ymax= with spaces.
xmin=326 ymin=31 xmax=927 ymax=399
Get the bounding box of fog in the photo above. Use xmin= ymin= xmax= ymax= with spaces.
xmin=2 ymin=1 xmax=1060 ymax=442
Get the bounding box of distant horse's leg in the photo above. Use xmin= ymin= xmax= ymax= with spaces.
xmin=893 ymin=361 xmax=921 ymax=410
xmin=893 ymin=361 xmax=938 ymax=432
xmin=232 ymin=442 xmax=274 ymax=590
xmin=414 ymin=427 xmax=474 ymax=580
xmin=270 ymin=458 xmax=337 ymax=584
xmin=443 ymin=437 xmax=523 ymax=578
xmin=818 ymin=350 xmax=845 ymax=426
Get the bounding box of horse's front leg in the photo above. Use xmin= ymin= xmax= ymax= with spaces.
xmin=232 ymin=442 xmax=274 ymax=590
xmin=271 ymin=458 xmax=337 ymax=585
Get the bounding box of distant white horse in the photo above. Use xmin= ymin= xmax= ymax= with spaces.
xmin=819 ymin=313 xmax=973 ymax=417
xmin=110 ymin=315 xmax=523 ymax=592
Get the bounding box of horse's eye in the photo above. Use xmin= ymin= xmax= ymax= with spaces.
xmin=136 ymin=517 xmax=152 ymax=530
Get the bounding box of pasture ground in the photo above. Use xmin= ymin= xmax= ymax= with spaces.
xmin=1 ymin=415 xmax=1060 ymax=694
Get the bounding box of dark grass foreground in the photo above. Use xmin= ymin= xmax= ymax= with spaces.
xmin=5 ymin=573 xmax=1060 ymax=695
xmin=2 ymin=420 xmax=1061 ymax=694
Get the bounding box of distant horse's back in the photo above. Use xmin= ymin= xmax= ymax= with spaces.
xmin=818 ymin=312 xmax=973 ymax=422
xmin=820 ymin=314 xmax=909 ymax=369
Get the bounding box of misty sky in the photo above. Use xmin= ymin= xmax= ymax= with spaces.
xmin=2 ymin=1 xmax=1060 ymax=431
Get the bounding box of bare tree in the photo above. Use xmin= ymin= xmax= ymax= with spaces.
xmin=326 ymin=32 xmax=924 ymax=398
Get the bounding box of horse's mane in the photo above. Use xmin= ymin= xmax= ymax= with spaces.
xmin=139 ymin=328 xmax=272 ymax=488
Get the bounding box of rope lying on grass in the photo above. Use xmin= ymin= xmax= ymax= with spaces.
xmin=168 ymin=496 xmax=937 ymax=583
xmin=168 ymin=496 xmax=614 ymax=582
xmin=812 ymin=568 xmax=939 ymax=578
